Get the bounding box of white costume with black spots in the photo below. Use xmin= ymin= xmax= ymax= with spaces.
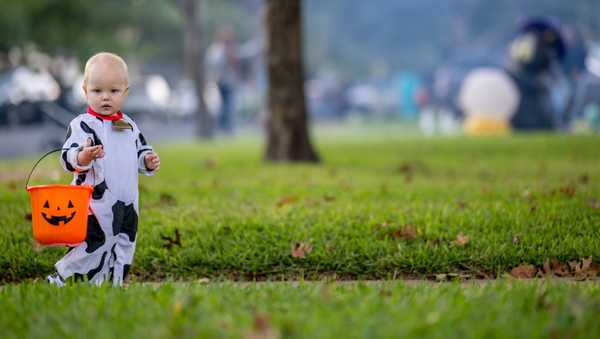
xmin=55 ymin=111 xmax=154 ymax=285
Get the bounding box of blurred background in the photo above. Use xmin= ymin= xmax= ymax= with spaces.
xmin=1 ymin=0 xmax=600 ymax=157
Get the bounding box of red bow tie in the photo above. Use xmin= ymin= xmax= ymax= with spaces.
xmin=86 ymin=106 xmax=124 ymax=121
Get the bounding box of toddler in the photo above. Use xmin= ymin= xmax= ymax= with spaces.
xmin=47 ymin=52 xmax=160 ymax=286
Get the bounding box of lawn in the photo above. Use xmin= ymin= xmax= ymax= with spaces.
xmin=1 ymin=128 xmax=600 ymax=282
xmin=1 ymin=280 xmax=600 ymax=339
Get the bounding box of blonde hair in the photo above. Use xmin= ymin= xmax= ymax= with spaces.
xmin=83 ymin=52 xmax=129 ymax=89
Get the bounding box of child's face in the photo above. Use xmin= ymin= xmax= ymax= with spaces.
xmin=84 ymin=65 xmax=128 ymax=116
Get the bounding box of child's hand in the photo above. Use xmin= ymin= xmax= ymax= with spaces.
xmin=144 ymin=152 xmax=160 ymax=171
xmin=77 ymin=138 xmax=104 ymax=166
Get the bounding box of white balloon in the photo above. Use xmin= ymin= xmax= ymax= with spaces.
xmin=458 ymin=67 xmax=520 ymax=120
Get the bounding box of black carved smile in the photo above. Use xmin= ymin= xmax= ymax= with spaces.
xmin=42 ymin=212 xmax=76 ymax=226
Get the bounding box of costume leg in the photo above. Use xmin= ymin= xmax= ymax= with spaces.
xmin=55 ymin=193 xmax=117 ymax=285
xmin=54 ymin=215 xmax=114 ymax=284
xmin=109 ymin=201 xmax=138 ymax=286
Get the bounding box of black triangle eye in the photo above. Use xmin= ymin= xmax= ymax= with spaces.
xmin=43 ymin=201 xmax=49 ymax=208
xmin=68 ymin=200 xmax=74 ymax=208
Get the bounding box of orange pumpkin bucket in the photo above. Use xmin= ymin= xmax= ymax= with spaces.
xmin=25 ymin=149 xmax=93 ymax=246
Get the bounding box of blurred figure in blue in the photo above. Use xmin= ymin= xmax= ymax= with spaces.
xmin=206 ymin=26 xmax=240 ymax=134
xmin=396 ymin=71 xmax=421 ymax=120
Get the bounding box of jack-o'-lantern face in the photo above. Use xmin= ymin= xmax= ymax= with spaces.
xmin=41 ymin=199 xmax=76 ymax=226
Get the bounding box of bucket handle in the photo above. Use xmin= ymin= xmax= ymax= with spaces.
xmin=25 ymin=148 xmax=95 ymax=190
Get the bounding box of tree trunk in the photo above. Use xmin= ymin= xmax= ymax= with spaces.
xmin=182 ymin=0 xmax=214 ymax=138
xmin=264 ymin=0 xmax=319 ymax=162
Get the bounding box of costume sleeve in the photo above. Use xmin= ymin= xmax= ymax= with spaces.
xmin=60 ymin=119 xmax=93 ymax=173
xmin=133 ymin=122 xmax=156 ymax=176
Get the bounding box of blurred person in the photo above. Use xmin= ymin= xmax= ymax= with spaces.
xmin=47 ymin=52 xmax=160 ymax=287
xmin=206 ymin=26 xmax=241 ymax=134
xmin=507 ymin=18 xmax=566 ymax=131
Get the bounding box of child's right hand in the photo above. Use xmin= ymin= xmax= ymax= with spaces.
xmin=77 ymin=138 xmax=104 ymax=166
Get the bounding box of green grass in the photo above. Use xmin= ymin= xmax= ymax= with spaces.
xmin=1 ymin=130 xmax=600 ymax=282
xmin=1 ymin=280 xmax=600 ymax=338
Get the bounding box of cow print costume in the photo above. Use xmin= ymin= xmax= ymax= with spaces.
xmin=55 ymin=109 xmax=155 ymax=286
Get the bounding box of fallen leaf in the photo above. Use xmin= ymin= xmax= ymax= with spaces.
xmin=426 ymin=238 xmax=441 ymax=247
xmin=529 ymin=203 xmax=538 ymax=213
xmin=276 ymin=196 xmax=297 ymax=208
xmin=396 ymin=162 xmax=415 ymax=176
xmin=510 ymin=264 xmax=537 ymax=278
xmin=323 ymin=195 xmax=336 ymax=202
xmin=559 ymin=186 xmax=576 ymax=198
xmin=434 ymin=273 xmax=447 ymax=281
xmin=161 ymin=228 xmax=182 ymax=249
xmin=512 ymin=234 xmax=520 ymax=245
xmin=246 ymin=312 xmax=280 ymax=339
xmin=291 ymin=242 xmax=312 ymax=258
xmin=337 ymin=180 xmax=352 ymax=191
xmin=204 ymin=158 xmax=216 ymax=169
xmin=578 ymin=173 xmax=589 ymax=185
xmin=7 ymin=181 xmax=17 ymax=191
xmin=580 ymin=256 xmax=592 ymax=272
xmin=159 ymin=192 xmax=177 ymax=206
xmin=391 ymin=224 xmax=417 ymax=241
xmin=572 ymin=256 xmax=597 ymax=279
xmin=24 ymin=212 xmax=32 ymax=221
xmin=549 ymin=259 xmax=570 ymax=277
xmin=31 ymin=239 xmax=43 ymax=253
xmin=453 ymin=233 xmax=470 ymax=247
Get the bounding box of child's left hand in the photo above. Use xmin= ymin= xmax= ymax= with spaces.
xmin=144 ymin=152 xmax=160 ymax=171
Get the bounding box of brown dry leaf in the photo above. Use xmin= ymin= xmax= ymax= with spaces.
xmin=391 ymin=224 xmax=417 ymax=241
xmin=510 ymin=264 xmax=538 ymax=278
xmin=291 ymin=242 xmax=312 ymax=258
xmin=578 ymin=173 xmax=590 ymax=185
xmin=246 ymin=312 xmax=280 ymax=339
xmin=426 ymin=238 xmax=441 ymax=247
xmin=24 ymin=212 xmax=32 ymax=221
xmin=434 ymin=273 xmax=447 ymax=281
xmin=559 ymin=186 xmax=576 ymax=198
xmin=396 ymin=162 xmax=415 ymax=176
xmin=453 ymin=233 xmax=470 ymax=247
xmin=161 ymin=228 xmax=182 ymax=249
xmin=572 ymin=256 xmax=597 ymax=279
xmin=276 ymin=196 xmax=297 ymax=208
xmin=159 ymin=192 xmax=177 ymax=206
xmin=323 ymin=195 xmax=336 ymax=202
xmin=337 ymin=180 xmax=352 ymax=191
xmin=529 ymin=204 xmax=538 ymax=213
xmin=580 ymin=256 xmax=592 ymax=272
xmin=512 ymin=234 xmax=520 ymax=245
xmin=542 ymin=259 xmax=551 ymax=276
xmin=204 ymin=158 xmax=216 ymax=169
xmin=549 ymin=259 xmax=570 ymax=277
xmin=31 ymin=239 xmax=44 ymax=253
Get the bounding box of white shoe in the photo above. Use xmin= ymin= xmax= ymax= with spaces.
xmin=46 ymin=273 xmax=65 ymax=287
